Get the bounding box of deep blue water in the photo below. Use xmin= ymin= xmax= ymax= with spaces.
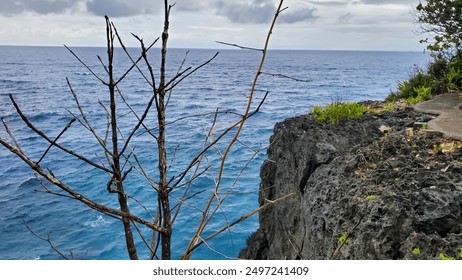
xmin=0 ymin=46 xmax=430 ymax=260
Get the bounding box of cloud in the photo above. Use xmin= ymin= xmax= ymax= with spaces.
xmin=338 ymin=12 xmax=353 ymax=24
xmin=215 ymin=0 xmax=276 ymax=24
xmin=174 ymin=0 xmax=208 ymax=12
xmin=360 ymin=0 xmax=409 ymax=5
xmin=85 ymin=0 xmax=160 ymax=17
xmin=0 ymin=0 xmax=77 ymax=15
xmin=215 ymin=0 xmax=318 ymax=24
xmin=309 ymin=0 xmax=353 ymax=6
xmin=279 ymin=7 xmax=318 ymax=23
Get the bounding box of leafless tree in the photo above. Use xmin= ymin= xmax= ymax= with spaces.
xmin=0 ymin=0 xmax=293 ymax=260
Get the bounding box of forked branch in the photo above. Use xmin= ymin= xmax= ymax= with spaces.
xmin=181 ymin=0 xmax=286 ymax=260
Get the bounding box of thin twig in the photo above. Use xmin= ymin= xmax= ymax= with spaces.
xmin=66 ymin=79 xmax=113 ymax=157
xmin=7 ymin=94 xmax=112 ymax=173
xmin=164 ymin=52 xmax=219 ymax=92
xmin=215 ymin=41 xmax=263 ymax=52
xmin=260 ymin=71 xmax=311 ymax=82
xmin=131 ymin=221 xmax=156 ymax=257
xmin=166 ymin=50 xmax=190 ymax=108
xmin=185 ymin=192 xmax=296 ymax=255
xmin=0 ymin=137 xmax=166 ymax=233
xmin=64 ymin=45 xmax=107 ymax=85
xmin=1 ymin=117 xmax=23 ymax=153
xmin=330 ymin=208 xmax=367 ymax=260
xmin=23 ymin=220 xmax=70 ymax=260
xmin=113 ymin=23 xmax=159 ymax=86
xmin=170 ymin=92 xmax=267 ymax=190
xmin=140 ymin=109 xmax=241 ymax=136
xmin=37 ymin=118 xmax=76 ymax=164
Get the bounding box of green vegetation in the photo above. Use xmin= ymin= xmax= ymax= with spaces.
xmin=412 ymin=248 xmax=421 ymax=255
xmin=338 ymin=233 xmax=350 ymax=245
xmin=405 ymin=86 xmax=433 ymax=105
xmin=459 ymin=248 xmax=462 ymax=258
xmin=386 ymin=58 xmax=461 ymax=102
xmin=439 ymin=252 xmax=455 ymax=260
xmin=437 ymin=143 xmax=444 ymax=152
xmin=367 ymin=195 xmax=377 ymax=200
xmin=446 ymin=66 xmax=462 ymax=91
xmin=385 ymin=102 xmax=395 ymax=111
xmin=312 ymin=102 xmax=368 ymax=125
xmin=387 ymin=1 xmax=462 ymax=103
xmin=416 ymin=0 xmax=462 ymax=55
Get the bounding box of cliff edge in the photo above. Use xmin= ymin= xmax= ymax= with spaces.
xmin=240 ymin=106 xmax=462 ymax=260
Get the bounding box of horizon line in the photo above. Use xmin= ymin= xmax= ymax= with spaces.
xmin=0 ymin=44 xmax=425 ymax=53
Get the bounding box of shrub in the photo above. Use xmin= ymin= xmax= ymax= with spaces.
xmin=387 ymin=54 xmax=462 ymax=102
xmin=312 ymin=102 xmax=368 ymax=125
xmin=387 ymin=71 xmax=434 ymax=101
xmin=405 ymin=86 xmax=433 ymax=105
xmin=445 ymin=66 xmax=462 ymax=91
xmin=427 ymin=58 xmax=448 ymax=79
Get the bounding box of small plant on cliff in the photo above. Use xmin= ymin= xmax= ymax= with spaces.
xmin=338 ymin=233 xmax=350 ymax=245
xmin=385 ymin=102 xmax=396 ymax=111
xmin=439 ymin=252 xmax=455 ymax=260
xmin=312 ymin=101 xmax=367 ymax=125
xmin=412 ymin=247 xmax=421 ymax=255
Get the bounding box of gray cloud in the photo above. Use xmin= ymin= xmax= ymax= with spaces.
xmin=86 ymin=0 xmax=161 ymax=17
xmin=309 ymin=1 xmax=352 ymax=6
xmin=360 ymin=0 xmax=409 ymax=4
xmin=85 ymin=0 xmax=208 ymax=18
xmin=174 ymin=0 xmax=208 ymax=12
xmin=216 ymin=0 xmax=318 ymax=24
xmin=0 ymin=0 xmax=76 ymax=15
xmin=216 ymin=0 xmax=276 ymax=24
xmin=279 ymin=7 xmax=318 ymax=23
xmin=338 ymin=12 xmax=353 ymax=24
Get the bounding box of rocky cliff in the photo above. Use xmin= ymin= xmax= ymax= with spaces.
xmin=240 ymin=106 xmax=462 ymax=260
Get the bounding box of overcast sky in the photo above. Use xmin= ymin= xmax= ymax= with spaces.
xmin=0 ymin=0 xmax=425 ymax=51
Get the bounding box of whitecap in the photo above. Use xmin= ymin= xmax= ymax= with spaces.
xmin=83 ymin=215 xmax=111 ymax=228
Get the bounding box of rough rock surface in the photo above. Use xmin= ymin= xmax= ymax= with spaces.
xmin=240 ymin=106 xmax=462 ymax=260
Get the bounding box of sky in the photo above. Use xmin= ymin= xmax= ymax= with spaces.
xmin=0 ymin=0 xmax=426 ymax=51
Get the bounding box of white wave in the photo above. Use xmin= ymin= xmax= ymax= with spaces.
xmin=83 ymin=215 xmax=111 ymax=228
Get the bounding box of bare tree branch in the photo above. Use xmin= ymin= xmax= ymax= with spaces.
xmin=66 ymin=79 xmax=113 ymax=157
xmin=260 ymin=71 xmax=311 ymax=83
xmin=37 ymin=118 xmax=76 ymax=164
xmin=182 ymin=0 xmax=286 ymax=259
xmin=7 ymin=94 xmax=112 ymax=173
xmin=64 ymin=45 xmax=107 ymax=85
xmin=23 ymin=220 xmax=71 ymax=260
xmin=183 ymin=192 xmax=296 ymax=257
xmin=0 ymin=136 xmax=167 ymax=234
xmin=215 ymin=41 xmax=263 ymax=52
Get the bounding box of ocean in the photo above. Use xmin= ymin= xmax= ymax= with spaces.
xmin=0 ymin=46 xmax=430 ymax=260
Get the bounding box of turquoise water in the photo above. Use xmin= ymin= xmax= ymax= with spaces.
xmin=0 ymin=46 xmax=430 ymax=259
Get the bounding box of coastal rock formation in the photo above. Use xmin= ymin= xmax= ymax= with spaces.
xmin=240 ymin=107 xmax=462 ymax=260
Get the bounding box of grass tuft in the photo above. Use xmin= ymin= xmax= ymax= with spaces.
xmin=312 ymin=101 xmax=368 ymax=125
